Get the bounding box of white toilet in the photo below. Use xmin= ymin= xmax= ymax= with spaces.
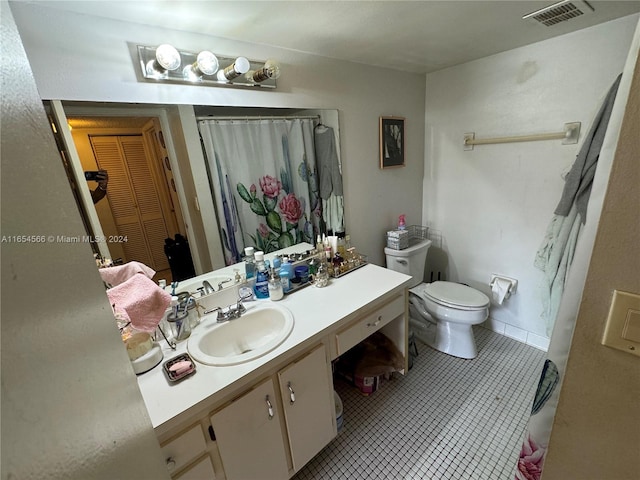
xmin=385 ymin=239 xmax=490 ymax=359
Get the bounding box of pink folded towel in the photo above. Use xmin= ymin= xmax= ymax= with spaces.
xmin=107 ymin=274 xmax=171 ymax=333
xmin=100 ymin=261 xmax=156 ymax=286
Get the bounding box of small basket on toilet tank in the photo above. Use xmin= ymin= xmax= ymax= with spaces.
xmin=386 ymin=225 xmax=428 ymax=250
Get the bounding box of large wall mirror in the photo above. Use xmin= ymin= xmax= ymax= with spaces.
xmin=48 ymin=101 xmax=344 ymax=288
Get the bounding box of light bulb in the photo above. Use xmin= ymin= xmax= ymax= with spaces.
xmin=183 ymin=50 xmax=218 ymax=81
xmin=146 ymin=44 xmax=181 ymax=78
xmin=219 ymin=56 xmax=250 ymax=81
xmin=195 ymin=51 xmax=219 ymax=75
xmin=252 ymin=59 xmax=281 ymax=83
xmin=155 ymin=44 xmax=181 ymax=71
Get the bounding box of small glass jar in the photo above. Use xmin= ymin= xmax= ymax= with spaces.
xmin=167 ymin=310 xmax=191 ymax=341
xmin=294 ymin=265 xmax=310 ymax=284
xmin=314 ymin=262 xmax=330 ymax=288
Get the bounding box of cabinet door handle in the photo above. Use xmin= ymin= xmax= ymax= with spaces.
xmin=287 ymin=382 xmax=296 ymax=404
xmin=265 ymin=395 xmax=274 ymax=420
xmin=367 ymin=315 xmax=382 ymax=328
xmin=166 ymin=457 xmax=176 ymax=471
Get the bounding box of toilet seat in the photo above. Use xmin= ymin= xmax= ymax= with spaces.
xmin=416 ymin=281 xmax=489 ymax=311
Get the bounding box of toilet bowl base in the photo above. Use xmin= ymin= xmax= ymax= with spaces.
xmin=434 ymin=320 xmax=478 ymax=359
xmin=410 ymin=316 xmax=478 ymax=359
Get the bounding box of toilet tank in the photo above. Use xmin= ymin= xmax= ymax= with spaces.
xmin=384 ymin=239 xmax=432 ymax=288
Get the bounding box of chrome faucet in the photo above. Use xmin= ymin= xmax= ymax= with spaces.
xmin=202 ymin=280 xmax=215 ymax=295
xmin=203 ymin=290 xmax=253 ymax=322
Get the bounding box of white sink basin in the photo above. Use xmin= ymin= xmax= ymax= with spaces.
xmin=188 ymin=304 xmax=294 ymax=366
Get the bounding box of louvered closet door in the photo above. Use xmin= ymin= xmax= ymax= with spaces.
xmin=90 ymin=136 xmax=169 ymax=271
xmin=119 ymin=137 xmax=170 ymax=270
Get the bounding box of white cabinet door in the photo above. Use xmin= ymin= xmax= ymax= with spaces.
xmin=278 ymin=345 xmax=336 ymax=471
xmin=210 ymin=378 xmax=289 ymax=480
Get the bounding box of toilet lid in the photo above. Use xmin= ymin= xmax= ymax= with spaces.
xmin=423 ymin=281 xmax=489 ymax=309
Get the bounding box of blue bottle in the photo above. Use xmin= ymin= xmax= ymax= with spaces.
xmin=279 ymin=257 xmax=294 ymax=293
xmin=244 ymin=247 xmax=255 ymax=280
xmin=253 ymin=251 xmax=269 ymax=299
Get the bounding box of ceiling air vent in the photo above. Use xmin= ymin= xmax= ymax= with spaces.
xmin=523 ymin=0 xmax=594 ymax=27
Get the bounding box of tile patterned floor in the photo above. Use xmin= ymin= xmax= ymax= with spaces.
xmin=293 ymin=327 xmax=546 ymax=480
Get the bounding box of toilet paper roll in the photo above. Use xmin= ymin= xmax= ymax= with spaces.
xmin=491 ymin=277 xmax=511 ymax=305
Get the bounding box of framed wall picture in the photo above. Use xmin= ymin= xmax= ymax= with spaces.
xmin=379 ymin=116 xmax=405 ymax=169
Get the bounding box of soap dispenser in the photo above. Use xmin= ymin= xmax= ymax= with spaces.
xmin=268 ymin=268 xmax=284 ymax=301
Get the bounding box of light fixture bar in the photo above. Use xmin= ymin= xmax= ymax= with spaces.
xmin=137 ymin=45 xmax=278 ymax=89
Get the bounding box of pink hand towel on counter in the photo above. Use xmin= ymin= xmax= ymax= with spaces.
xmin=107 ymin=274 xmax=171 ymax=333
xmin=99 ymin=261 xmax=156 ymax=286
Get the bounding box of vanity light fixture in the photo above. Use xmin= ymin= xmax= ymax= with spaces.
xmin=146 ymin=44 xmax=181 ymax=78
xmin=183 ymin=50 xmax=219 ymax=81
xmin=136 ymin=44 xmax=279 ymax=89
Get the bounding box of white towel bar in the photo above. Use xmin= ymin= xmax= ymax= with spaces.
xmin=463 ymin=122 xmax=580 ymax=150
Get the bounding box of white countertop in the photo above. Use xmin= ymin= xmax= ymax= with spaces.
xmin=137 ymin=261 xmax=411 ymax=436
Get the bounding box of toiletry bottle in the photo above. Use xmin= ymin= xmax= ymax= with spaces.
xmin=325 ymin=243 xmax=332 ymax=266
xmin=268 ymin=268 xmax=284 ymax=301
xmin=308 ymin=254 xmax=318 ymax=282
xmin=253 ymin=251 xmax=269 ymax=299
xmin=244 ymin=247 xmax=256 ymax=279
xmin=280 ymin=270 xmax=291 ymax=293
xmin=279 ymin=257 xmax=293 ymax=293
xmin=337 ymin=232 xmax=346 ymax=257
xmin=398 ymin=214 xmax=406 ymax=230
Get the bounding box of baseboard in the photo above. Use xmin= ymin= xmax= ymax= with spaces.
xmin=480 ymin=319 xmax=549 ymax=352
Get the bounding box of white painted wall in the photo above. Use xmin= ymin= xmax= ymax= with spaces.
xmin=423 ymin=14 xmax=639 ymax=347
xmin=9 ymin=2 xmax=426 ymax=267
xmin=1 ymin=4 xmax=169 ymax=478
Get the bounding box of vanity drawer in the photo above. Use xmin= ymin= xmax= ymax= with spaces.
xmin=174 ymin=454 xmax=216 ymax=480
xmin=335 ymin=294 xmax=404 ymax=356
xmin=161 ymin=424 xmax=207 ymax=476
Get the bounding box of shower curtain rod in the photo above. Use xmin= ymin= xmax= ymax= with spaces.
xmin=196 ymin=115 xmax=320 ymax=121
xmin=463 ymin=122 xmax=581 ymax=150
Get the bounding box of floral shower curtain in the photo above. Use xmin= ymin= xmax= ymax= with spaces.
xmin=198 ymin=118 xmax=322 ymax=265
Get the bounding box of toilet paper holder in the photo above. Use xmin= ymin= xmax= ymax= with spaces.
xmin=490 ymin=274 xmax=518 ymax=297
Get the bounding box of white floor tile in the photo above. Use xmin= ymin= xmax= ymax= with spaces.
xmin=293 ymin=327 xmax=545 ymax=480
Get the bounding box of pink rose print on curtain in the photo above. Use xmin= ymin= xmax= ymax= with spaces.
xmin=259 ymin=175 xmax=282 ymax=198
xmin=279 ymin=193 xmax=303 ymax=224
xmin=237 ymin=174 xmax=311 ymax=253
xmin=515 ymin=434 xmax=545 ymax=480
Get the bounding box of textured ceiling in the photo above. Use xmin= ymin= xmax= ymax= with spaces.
xmin=22 ymin=0 xmax=640 ymax=74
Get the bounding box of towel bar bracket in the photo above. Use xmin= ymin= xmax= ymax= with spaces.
xmin=463 ymin=122 xmax=581 ymax=150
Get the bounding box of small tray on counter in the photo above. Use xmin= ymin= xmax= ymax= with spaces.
xmin=163 ymin=353 xmax=196 ymax=383
xmin=329 ymin=258 xmax=369 ymax=278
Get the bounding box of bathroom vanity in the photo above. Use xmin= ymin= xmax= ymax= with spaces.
xmin=136 ymin=254 xmax=412 ymax=479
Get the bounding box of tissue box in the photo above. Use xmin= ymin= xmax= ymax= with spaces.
xmin=386 ymin=229 xmax=409 ymax=250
